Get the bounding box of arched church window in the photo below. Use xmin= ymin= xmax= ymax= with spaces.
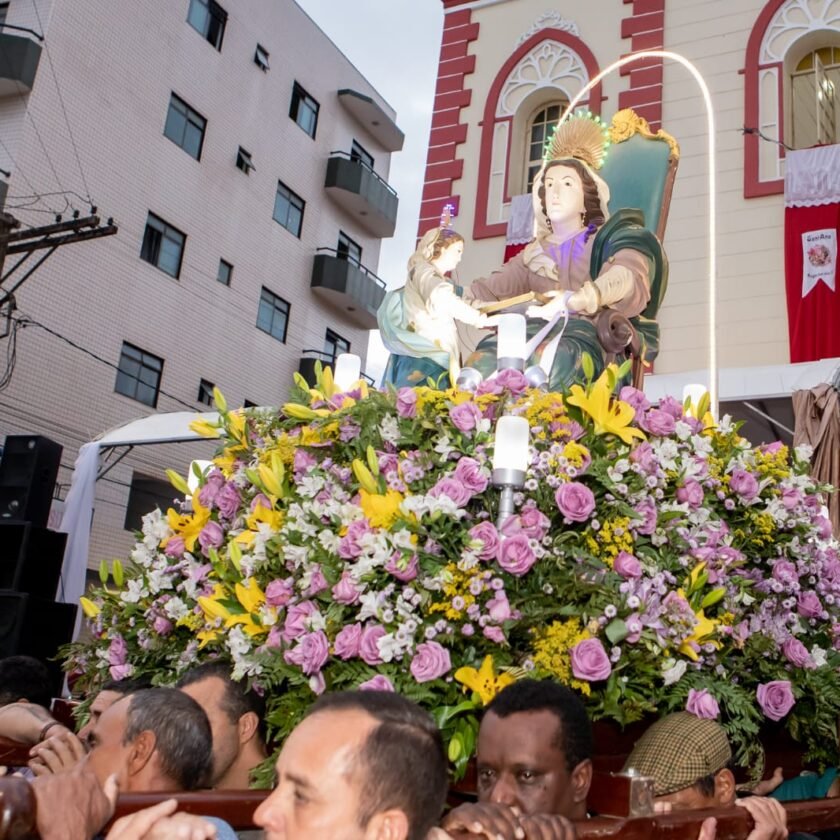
xmin=525 ymin=103 xmax=566 ymax=192
xmin=790 ymin=47 xmax=840 ymax=148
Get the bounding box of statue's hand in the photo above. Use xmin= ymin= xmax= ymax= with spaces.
xmin=526 ymin=291 xmax=568 ymax=321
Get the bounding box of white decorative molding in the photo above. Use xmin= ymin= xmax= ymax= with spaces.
xmin=516 ymin=11 xmax=580 ymax=47
xmin=760 ymin=0 xmax=840 ymax=63
xmin=496 ymin=40 xmax=588 ymax=118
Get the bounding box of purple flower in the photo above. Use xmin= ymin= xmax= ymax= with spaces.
xmin=686 ymin=688 xmax=720 ymax=720
xmin=619 ymin=386 xmax=650 ymax=414
xmin=250 ymin=493 xmax=272 ymax=512
xmin=487 ymin=592 xmax=512 ymax=622
xmin=450 ymin=401 xmax=483 ymax=433
xmin=108 ymin=634 xmax=127 ymax=667
xmin=659 ymin=396 xmax=685 ymax=419
xmin=483 ymin=625 xmax=506 ymax=643
xmin=555 ymin=482 xmax=596 ymax=522
xmin=164 ymin=536 xmax=185 ymax=558
xmin=410 ymin=641 xmax=452 ymax=683
xmin=501 ymin=506 xmax=550 ymax=541
xmin=614 ymin=551 xmax=642 ymax=579
xmin=360 ymin=624 xmax=386 ymax=666
xmin=797 ymin=591 xmax=822 ymax=618
xmin=197 ymin=470 xmax=225 ymax=508
xmin=332 ymin=571 xmax=361 ymax=605
xmin=198 ymin=521 xmax=225 ymax=553
xmin=469 ymin=522 xmax=500 ymax=561
xmin=152 ymin=616 xmax=173 ymax=636
xmin=782 ymin=638 xmax=813 ymax=669
xmin=781 ymin=486 xmax=802 ymax=510
xmin=494 ymin=368 xmax=528 ymax=396
xmin=815 ymin=515 xmax=834 ymax=540
xmin=216 ymin=483 xmax=241 ymax=519
xmin=293 ymin=448 xmax=318 ymax=475
xmin=730 ymin=469 xmax=759 ymax=502
xmin=359 ymin=675 xmax=395 ymax=692
xmin=429 ymin=477 xmax=472 ymax=507
xmin=334 ymin=623 xmax=362 ymax=659
xmin=305 ymin=565 xmax=329 ymax=597
xmin=284 ymin=630 xmax=329 ymax=676
xmin=630 ymin=442 xmax=658 ymax=476
xmin=338 ymin=519 xmax=371 ymax=559
xmin=283 ymin=601 xmax=317 ymax=641
xmin=633 ymin=499 xmax=658 ymax=535
xmin=453 ymin=457 xmax=489 ymax=495
xmin=756 ymin=680 xmax=795 ymax=721
xmin=570 ymin=638 xmax=612 ymax=682
xmin=265 ymin=578 xmax=294 ymax=607
xmin=772 ymin=560 xmax=798 ymax=586
xmin=396 ymin=388 xmax=418 ymax=418
xmin=385 ymin=552 xmax=418 ymax=582
xmin=643 ymin=409 xmax=676 ymax=436
xmin=109 ymin=664 xmax=132 ymax=681
xmin=497 ymin=533 xmax=537 ymax=576
xmin=676 ymin=479 xmax=704 ymax=509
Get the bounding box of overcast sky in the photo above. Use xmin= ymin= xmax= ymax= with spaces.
xmin=295 ymin=0 xmax=445 ymax=378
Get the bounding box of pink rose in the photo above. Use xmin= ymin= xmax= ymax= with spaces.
xmin=332 ymin=572 xmax=361 ymax=605
xmin=450 ymin=401 xmax=483 ymax=433
xmin=109 ymin=664 xmax=132 ymax=681
xmin=782 ymin=638 xmax=813 ymax=669
xmin=555 ymin=482 xmax=596 ymax=522
xmin=676 ymin=479 xmax=704 ymax=509
xmin=497 ymin=533 xmax=537 ymax=576
xmin=797 ymin=591 xmax=822 ymax=618
xmin=152 ymin=616 xmax=173 ymax=636
xmin=643 ymin=409 xmax=676 ymax=436
xmin=385 ymin=552 xmax=418 ymax=582
xmin=359 ymin=675 xmax=395 ymax=692
xmin=756 ymin=680 xmax=795 ymax=721
xmin=686 ymin=688 xmax=720 ymax=720
xmin=284 ymin=630 xmax=329 ymax=676
xmin=216 ymin=483 xmax=241 ymax=519
xmin=781 ymin=486 xmax=802 ymax=510
xmin=613 ymin=551 xmax=642 ymax=579
xmin=396 ymin=387 xmax=418 ymax=418
xmin=283 ymin=601 xmax=317 ymax=641
xmin=501 ymin=507 xmax=550 ymax=541
xmin=265 ymin=578 xmax=294 ymax=607
xmin=570 ymin=638 xmax=612 ymax=682
xmin=487 ymin=592 xmax=513 ymax=623
xmin=334 ymin=623 xmax=362 ymax=660
xmin=410 ymin=641 xmax=452 ymax=683
xmin=494 ymin=368 xmax=528 ymax=396
xmin=198 ymin=520 xmax=225 ymax=553
xmin=305 ymin=565 xmax=329 ymax=597
xmin=772 ymin=560 xmax=798 ymax=586
xmin=483 ymin=625 xmax=506 ymax=644
xmin=469 ymin=522 xmax=500 ymax=561
xmin=197 ymin=470 xmax=225 ymax=507
xmin=338 ymin=519 xmax=371 ymax=559
xmin=815 ymin=515 xmax=834 ymax=540
xmin=619 ymin=386 xmax=650 ymax=414
xmin=360 ymin=624 xmax=386 ymax=666
xmin=429 ymin=477 xmax=472 ymax=507
xmin=164 ymin=536 xmax=185 ymax=558
xmin=730 ymin=469 xmax=759 ymax=502
xmin=108 ymin=634 xmax=127 ymax=667
xmin=632 ymin=499 xmax=658 ymax=535
xmin=453 ymin=457 xmax=489 ymax=495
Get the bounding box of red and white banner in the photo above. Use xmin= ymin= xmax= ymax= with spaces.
xmin=784 ymin=145 xmax=840 ymax=363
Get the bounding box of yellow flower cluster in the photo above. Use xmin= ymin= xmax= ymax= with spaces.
xmin=429 ymin=562 xmax=484 ymax=621
xmin=519 ymin=391 xmax=569 ymax=442
xmin=734 ymin=512 xmax=777 ymax=549
xmin=584 ymin=516 xmax=634 ymax=563
xmin=753 ymin=445 xmax=790 ymax=481
xmin=532 ymin=618 xmax=592 ymax=695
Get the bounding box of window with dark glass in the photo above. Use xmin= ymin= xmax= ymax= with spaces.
xmin=124 ymin=473 xmax=175 ymax=532
xmin=217 ymin=259 xmax=232 ymax=286
xmin=236 ymin=146 xmax=254 ymax=173
xmin=243 ymin=399 xmax=257 ymax=408
xmin=187 ymin=0 xmax=227 ymax=50
xmin=526 ymin=103 xmax=564 ymax=192
xmin=115 ymin=343 xmax=163 ymax=407
xmin=140 ymin=212 xmax=185 ymax=278
xmin=337 ymin=231 xmax=362 ymax=265
xmin=255 ymin=44 xmax=270 ymax=71
xmin=256 ymin=287 xmax=290 ymax=343
xmin=197 ymin=378 xmax=215 ymax=406
xmin=350 ymin=139 xmax=374 ymax=170
xmin=273 ymin=181 xmax=304 ymax=237
xmin=163 ymin=93 xmax=206 ymax=160
xmin=290 ymin=82 xmax=319 ymax=138
xmin=0 ymin=4 xmax=9 ymax=25
xmin=324 ymin=329 xmax=350 ymax=364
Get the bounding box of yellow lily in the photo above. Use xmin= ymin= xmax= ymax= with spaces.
xmin=227 ymin=410 xmax=247 ymax=444
xmin=359 ymin=488 xmax=404 ymax=529
xmin=352 ymin=459 xmax=379 ymax=493
xmin=79 ymin=596 xmax=100 ymax=618
xmin=189 ymin=418 xmax=221 ymax=439
xmin=235 ymin=577 xmax=265 ymax=614
xmin=197 ymin=581 xmax=266 ymax=639
xmin=164 ymin=493 xmax=211 ymax=552
xmin=566 ymin=368 xmax=646 ymax=445
xmin=455 ymin=655 xmax=516 ymax=705
xmin=235 ymin=503 xmax=283 ymax=547
xmin=678 ymin=608 xmax=721 ymax=661
xmin=213 ymin=447 xmax=239 ymax=477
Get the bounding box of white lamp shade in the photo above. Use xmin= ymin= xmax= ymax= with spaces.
xmin=187 ymin=460 xmax=214 ymax=495
xmin=334 ymin=353 xmax=361 ymax=391
xmin=496 ymin=314 xmax=526 ymax=362
xmin=493 ymin=415 xmax=530 ymax=472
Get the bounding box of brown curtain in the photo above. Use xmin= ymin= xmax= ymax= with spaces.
xmin=793 ymin=383 xmax=840 ymax=537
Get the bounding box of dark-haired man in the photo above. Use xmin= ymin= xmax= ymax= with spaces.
xmin=0 ymin=655 xmax=52 ymax=709
xmin=441 ymin=679 xmax=591 ymax=840
xmin=177 ymin=661 xmax=268 ymax=789
xmin=253 ymin=690 xmax=448 ymax=840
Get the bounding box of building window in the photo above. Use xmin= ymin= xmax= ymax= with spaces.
xmin=273 ymin=181 xmax=304 ymax=237
xmin=187 ymin=0 xmax=226 ymax=50
xmin=140 ymin=212 xmax=185 ymax=278
xmin=0 ymin=4 xmax=9 ymax=26
xmin=236 ymin=146 xmax=254 ymax=173
xmin=115 ymin=342 xmax=163 ymax=407
xmin=243 ymin=399 xmax=257 ymax=408
xmin=350 ymin=139 xmax=374 ymax=170
xmin=324 ymin=329 xmax=350 ymax=364
xmin=290 ymin=82 xmax=319 ymax=138
xmin=163 ymin=94 xmax=206 ymax=160
xmin=255 ymin=44 xmax=270 ymax=71
xmin=791 ymin=47 xmax=840 ymax=149
xmin=526 ymin=103 xmax=564 ymax=192
xmin=337 ymin=231 xmax=362 ymax=265
xmin=256 ymin=287 xmax=290 ymax=343
xmin=217 ymin=259 xmax=232 ymax=286
xmin=124 ymin=473 xmax=175 ymax=532
xmin=197 ymin=378 xmax=215 ymax=406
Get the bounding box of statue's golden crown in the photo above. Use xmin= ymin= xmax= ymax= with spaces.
xmin=544 ymin=111 xmax=611 ymax=171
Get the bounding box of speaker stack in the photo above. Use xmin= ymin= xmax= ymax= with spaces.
xmin=0 ymin=435 xmax=77 ymax=695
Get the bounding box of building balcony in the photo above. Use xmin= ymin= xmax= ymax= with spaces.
xmin=337 ymin=89 xmax=404 ymax=153
xmin=324 ymin=152 xmax=398 ymax=238
xmin=0 ymin=32 xmax=42 ymax=97
xmin=310 ymin=248 xmax=386 ymax=330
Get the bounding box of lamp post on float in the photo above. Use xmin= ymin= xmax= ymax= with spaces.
xmin=496 ymin=314 xmax=526 ymax=372
xmin=333 ymin=353 xmax=361 ymax=391
xmin=492 ymin=415 xmax=530 ymax=529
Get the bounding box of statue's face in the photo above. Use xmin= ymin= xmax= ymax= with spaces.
xmin=434 ymin=240 xmax=464 ymax=273
xmin=542 ymin=165 xmax=585 ymax=230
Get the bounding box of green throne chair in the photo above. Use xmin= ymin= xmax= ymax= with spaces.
xmin=595 ymin=108 xmax=680 ymax=387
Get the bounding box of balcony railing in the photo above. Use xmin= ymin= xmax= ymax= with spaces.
xmin=310 ymin=247 xmax=387 ymax=330
xmin=324 ymin=152 xmax=398 ymax=238
xmin=298 ymin=349 xmax=374 ymax=387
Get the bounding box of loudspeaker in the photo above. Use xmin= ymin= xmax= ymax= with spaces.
xmin=0 ymin=591 xmax=78 ymax=696
xmin=0 ymin=435 xmax=62 ymax=528
xmin=0 ymin=522 xmax=66 ymax=598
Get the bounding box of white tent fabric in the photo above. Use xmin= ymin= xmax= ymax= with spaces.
xmin=58 ymin=411 xmax=219 ymax=618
